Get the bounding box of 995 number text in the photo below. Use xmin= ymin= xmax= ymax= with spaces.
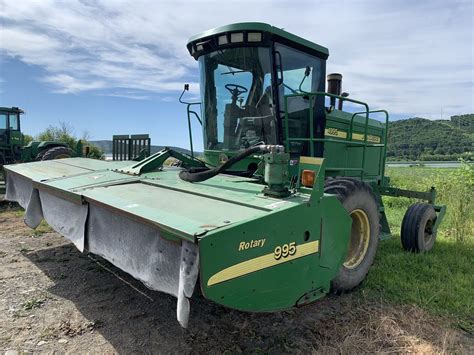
xmin=274 ymin=242 xmax=297 ymax=260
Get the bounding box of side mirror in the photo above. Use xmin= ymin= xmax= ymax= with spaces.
xmin=184 ymin=84 xmax=189 ymax=91
xmin=304 ymin=66 xmax=311 ymax=77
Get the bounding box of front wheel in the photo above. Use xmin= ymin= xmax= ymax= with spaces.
xmin=401 ymin=203 xmax=437 ymax=252
xmin=324 ymin=178 xmax=379 ymax=292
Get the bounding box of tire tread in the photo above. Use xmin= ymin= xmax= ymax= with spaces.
xmin=324 ymin=178 xmax=379 ymax=292
xmin=401 ymin=203 xmax=436 ymax=252
xmin=41 ymin=146 xmax=73 ymax=161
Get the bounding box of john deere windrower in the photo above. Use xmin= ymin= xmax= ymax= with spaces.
xmin=4 ymin=23 xmax=446 ymax=327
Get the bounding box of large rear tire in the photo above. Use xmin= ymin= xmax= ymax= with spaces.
xmin=35 ymin=150 xmax=47 ymax=161
xmin=41 ymin=146 xmax=73 ymax=161
xmin=401 ymin=203 xmax=437 ymax=252
xmin=324 ymin=178 xmax=379 ymax=292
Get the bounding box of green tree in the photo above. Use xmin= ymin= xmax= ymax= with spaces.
xmin=23 ymin=134 xmax=34 ymax=146
xmin=36 ymin=122 xmax=104 ymax=159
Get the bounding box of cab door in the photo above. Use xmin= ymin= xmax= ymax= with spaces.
xmin=7 ymin=113 xmax=22 ymax=161
xmin=8 ymin=113 xmax=22 ymax=146
xmin=273 ymin=43 xmax=326 ymax=158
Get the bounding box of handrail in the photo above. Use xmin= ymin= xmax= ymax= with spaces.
xmin=371 ymin=110 xmax=389 ymax=179
xmin=284 ymin=91 xmax=369 ymax=178
xmin=185 ymin=103 xmax=202 ymax=158
xmin=283 ymin=92 xmax=389 ymax=179
xmin=349 ymin=110 xmax=389 ymax=178
xmin=179 ymin=88 xmax=202 ymax=159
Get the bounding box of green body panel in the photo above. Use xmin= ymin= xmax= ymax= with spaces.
xmin=199 ymin=193 xmax=350 ymax=311
xmin=9 ymin=131 xmax=22 ymax=145
xmin=323 ymin=109 xmax=386 ymax=180
xmin=5 ymin=157 xmax=131 ymax=180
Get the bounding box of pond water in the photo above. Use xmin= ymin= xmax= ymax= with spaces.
xmin=386 ymin=161 xmax=463 ymax=168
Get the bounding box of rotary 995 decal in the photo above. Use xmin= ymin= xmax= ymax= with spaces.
xmin=207 ymin=240 xmax=319 ymax=286
xmin=274 ymin=242 xmax=296 ymax=259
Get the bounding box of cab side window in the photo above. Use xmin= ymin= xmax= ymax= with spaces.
xmin=0 ymin=114 xmax=7 ymax=130
xmin=9 ymin=114 xmax=19 ymax=130
xmin=275 ymin=44 xmax=325 ymax=155
xmin=275 ymin=43 xmax=323 ymax=105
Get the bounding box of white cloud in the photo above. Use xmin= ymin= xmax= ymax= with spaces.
xmin=101 ymin=91 xmax=152 ymax=100
xmin=0 ymin=0 xmax=472 ymax=117
xmin=43 ymin=74 xmax=106 ymax=93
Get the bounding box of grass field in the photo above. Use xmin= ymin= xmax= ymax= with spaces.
xmin=361 ymin=164 xmax=474 ymax=333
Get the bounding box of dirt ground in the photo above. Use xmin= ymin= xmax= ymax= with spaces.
xmin=0 ymin=204 xmax=472 ymax=354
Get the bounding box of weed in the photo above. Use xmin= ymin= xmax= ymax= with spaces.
xmin=432 ymin=161 xmax=474 ymax=243
xmin=40 ymin=326 xmax=58 ymax=340
xmin=22 ymin=298 xmax=45 ymax=311
xmin=13 ymin=209 xmax=24 ymax=218
xmin=33 ymin=220 xmax=53 ymax=237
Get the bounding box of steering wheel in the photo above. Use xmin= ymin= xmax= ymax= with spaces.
xmin=225 ymin=84 xmax=248 ymax=98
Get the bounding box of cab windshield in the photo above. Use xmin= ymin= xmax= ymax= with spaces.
xmin=199 ymin=47 xmax=277 ymax=150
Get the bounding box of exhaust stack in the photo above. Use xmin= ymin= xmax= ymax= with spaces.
xmin=327 ymin=73 xmax=348 ymax=110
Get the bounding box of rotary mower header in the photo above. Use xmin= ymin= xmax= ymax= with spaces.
xmin=4 ymin=23 xmax=445 ymax=327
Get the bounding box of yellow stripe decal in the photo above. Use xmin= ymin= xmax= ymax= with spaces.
xmin=325 ymin=128 xmax=347 ymax=139
xmin=352 ymin=133 xmax=381 ymax=143
xmin=325 ymin=127 xmax=381 ymax=143
xmin=300 ymin=156 xmax=324 ymax=165
xmin=207 ymin=241 xmax=319 ymax=286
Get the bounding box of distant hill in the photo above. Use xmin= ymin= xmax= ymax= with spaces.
xmin=90 ymin=140 xmax=194 ymax=156
xmin=387 ymin=115 xmax=473 ymax=161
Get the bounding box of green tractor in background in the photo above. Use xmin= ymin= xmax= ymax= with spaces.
xmin=0 ymin=107 xmax=83 ymax=165
xmin=0 ymin=106 xmax=85 ymax=195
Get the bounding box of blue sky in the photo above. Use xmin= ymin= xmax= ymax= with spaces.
xmin=1 ymin=0 xmax=473 ymax=151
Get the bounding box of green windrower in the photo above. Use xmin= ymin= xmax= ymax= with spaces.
xmin=3 ymin=22 xmax=446 ymax=328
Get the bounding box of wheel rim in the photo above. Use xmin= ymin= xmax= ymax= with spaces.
xmin=423 ymin=219 xmax=434 ymax=244
xmin=344 ymin=209 xmax=371 ymax=269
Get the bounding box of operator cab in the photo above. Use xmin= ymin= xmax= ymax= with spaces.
xmin=187 ymin=23 xmax=328 ymax=167
xmin=0 ymin=107 xmax=24 ymax=164
xmin=0 ymin=107 xmax=22 ymax=133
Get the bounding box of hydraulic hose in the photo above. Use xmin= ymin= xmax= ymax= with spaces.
xmin=179 ymin=145 xmax=269 ymax=183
